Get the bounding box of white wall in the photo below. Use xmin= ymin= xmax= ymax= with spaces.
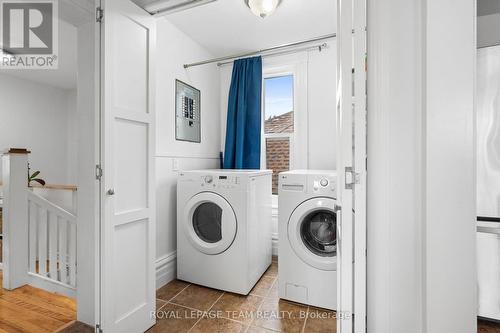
xmin=219 ymin=42 xmax=337 ymax=170
xmin=424 ymin=0 xmax=476 ymax=331
xmin=0 ymin=74 xmax=76 ymax=185
xmin=66 ymin=90 xmax=78 ymax=184
xmin=0 ymin=18 xmax=79 ymax=186
xmin=307 ymin=43 xmax=337 ymax=169
xmin=75 ymin=21 xmax=98 ymax=326
xmin=367 ymin=0 xmax=476 ymax=332
xmin=155 ymin=19 xmax=221 ymax=286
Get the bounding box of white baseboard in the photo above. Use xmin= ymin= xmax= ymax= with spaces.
xmin=272 ymin=205 xmax=279 ymax=256
xmin=28 ymin=273 xmax=76 ymax=298
xmin=156 ymin=251 xmax=177 ymax=290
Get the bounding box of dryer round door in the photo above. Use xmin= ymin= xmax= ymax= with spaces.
xmin=288 ymin=197 xmax=337 ymax=271
xmin=183 ymin=192 xmax=237 ymax=255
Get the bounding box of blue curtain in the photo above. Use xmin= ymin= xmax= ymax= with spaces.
xmin=223 ymin=56 xmax=262 ymax=169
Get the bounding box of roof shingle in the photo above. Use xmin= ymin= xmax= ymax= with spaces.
xmin=264 ymin=111 xmax=294 ymax=134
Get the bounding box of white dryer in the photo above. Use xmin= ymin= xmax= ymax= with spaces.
xmin=278 ymin=170 xmax=337 ymax=310
xmin=177 ymin=169 xmax=272 ymax=294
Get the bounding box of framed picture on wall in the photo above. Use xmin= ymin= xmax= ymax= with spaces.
xmin=175 ymin=79 xmax=201 ymax=143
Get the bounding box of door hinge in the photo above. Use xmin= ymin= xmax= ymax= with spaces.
xmin=96 ymin=7 xmax=103 ymax=23
xmin=96 ymin=324 xmax=103 ymax=333
xmin=96 ymin=164 xmax=103 ymax=180
xmin=345 ymin=166 xmax=360 ymax=189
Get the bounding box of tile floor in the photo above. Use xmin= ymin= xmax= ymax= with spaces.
xmin=149 ymin=257 xmax=337 ymax=333
xmin=54 ymin=254 xmax=500 ymax=333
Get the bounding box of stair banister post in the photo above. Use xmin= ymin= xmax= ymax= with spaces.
xmin=2 ymin=148 xmax=30 ymax=289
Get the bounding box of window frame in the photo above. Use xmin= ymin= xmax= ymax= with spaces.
xmin=262 ymin=73 xmax=296 ymax=195
xmin=261 ymin=57 xmax=309 ymax=196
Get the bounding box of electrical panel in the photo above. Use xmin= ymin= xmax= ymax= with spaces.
xmin=175 ymin=79 xmax=201 ymax=143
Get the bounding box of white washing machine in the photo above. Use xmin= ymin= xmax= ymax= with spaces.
xmin=177 ymin=169 xmax=272 ymax=294
xmin=278 ymin=170 xmax=337 ymax=310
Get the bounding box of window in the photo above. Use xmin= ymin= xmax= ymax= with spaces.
xmin=263 ymin=75 xmax=294 ymax=194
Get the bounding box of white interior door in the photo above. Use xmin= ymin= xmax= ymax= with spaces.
xmin=476 ymin=45 xmax=500 ymax=321
xmin=100 ymin=0 xmax=156 ymax=332
xmin=336 ymin=0 xmax=366 ymax=332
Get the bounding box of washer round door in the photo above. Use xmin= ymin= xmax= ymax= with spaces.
xmin=183 ymin=192 xmax=237 ymax=255
xmin=288 ymin=197 xmax=337 ymax=270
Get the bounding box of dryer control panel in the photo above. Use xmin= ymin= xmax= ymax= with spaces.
xmin=200 ymin=174 xmax=241 ymax=189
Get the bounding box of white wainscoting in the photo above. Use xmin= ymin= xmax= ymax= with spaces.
xmin=272 ymin=202 xmax=279 ymax=256
xmin=156 ymin=251 xmax=177 ymax=290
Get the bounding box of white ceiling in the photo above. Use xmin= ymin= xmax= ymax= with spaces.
xmin=155 ymin=0 xmax=336 ymax=57
xmin=0 ymin=0 xmax=92 ymax=90
xmin=1 ymin=0 xmax=335 ymax=88
xmin=59 ymin=0 xmax=94 ymax=27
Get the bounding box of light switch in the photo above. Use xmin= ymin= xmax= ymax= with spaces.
xmin=172 ymin=158 xmax=179 ymax=171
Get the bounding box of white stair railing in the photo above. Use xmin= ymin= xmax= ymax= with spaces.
xmin=27 ymin=190 xmax=77 ymax=290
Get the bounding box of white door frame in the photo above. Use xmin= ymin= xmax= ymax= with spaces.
xmin=336 ymin=0 xmax=367 ymax=332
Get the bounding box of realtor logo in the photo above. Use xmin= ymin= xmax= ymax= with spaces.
xmin=0 ymin=0 xmax=58 ymax=69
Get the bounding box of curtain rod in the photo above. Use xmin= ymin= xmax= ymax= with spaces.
xmin=216 ymin=42 xmax=328 ymax=67
xmin=183 ymin=33 xmax=336 ymax=69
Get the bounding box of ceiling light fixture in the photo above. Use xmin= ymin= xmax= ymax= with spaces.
xmin=245 ymin=0 xmax=282 ymax=18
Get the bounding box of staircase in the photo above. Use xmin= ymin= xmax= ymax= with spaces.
xmin=27 ymin=190 xmax=77 ymax=297
xmin=1 ymin=149 xmax=78 ymax=298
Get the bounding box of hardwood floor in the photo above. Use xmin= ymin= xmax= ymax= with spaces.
xmin=56 ymin=321 xmax=93 ymax=333
xmin=479 ymin=319 xmax=500 ymax=333
xmin=0 ymin=271 xmax=76 ymax=333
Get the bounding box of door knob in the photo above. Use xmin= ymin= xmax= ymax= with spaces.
xmin=107 ymin=188 xmax=115 ymax=195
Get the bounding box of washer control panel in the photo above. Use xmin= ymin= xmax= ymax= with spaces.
xmin=311 ymin=174 xmax=336 ymax=196
xmin=279 ymin=172 xmax=337 ymax=197
xmin=319 ymin=178 xmax=329 ymax=187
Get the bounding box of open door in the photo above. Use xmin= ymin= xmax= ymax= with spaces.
xmin=336 ymin=0 xmax=366 ymax=332
xmin=99 ymin=0 xmax=156 ymax=332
